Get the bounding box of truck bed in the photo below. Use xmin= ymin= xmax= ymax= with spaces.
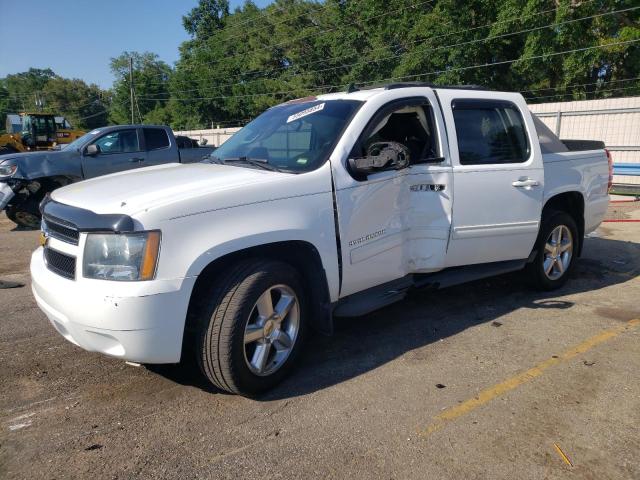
xmin=542 ymin=149 xmax=609 ymax=234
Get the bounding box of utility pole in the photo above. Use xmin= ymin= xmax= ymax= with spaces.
xmin=129 ymin=57 xmax=134 ymax=124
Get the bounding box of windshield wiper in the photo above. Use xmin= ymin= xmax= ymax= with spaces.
xmin=221 ymin=157 xmax=282 ymax=172
xmin=203 ymin=154 xmax=223 ymax=164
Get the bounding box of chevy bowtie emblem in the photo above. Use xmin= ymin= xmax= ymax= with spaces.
xmin=39 ymin=231 xmax=48 ymax=247
xmin=410 ymin=184 xmax=446 ymax=192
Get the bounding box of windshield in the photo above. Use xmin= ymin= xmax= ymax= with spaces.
xmin=63 ymin=130 xmax=100 ymax=150
xmin=207 ymin=99 xmax=362 ymax=173
xmin=23 ymin=115 xmax=56 ymax=136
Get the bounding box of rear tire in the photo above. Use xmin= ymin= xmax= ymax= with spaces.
xmin=192 ymin=259 xmax=307 ymax=396
xmin=525 ymin=211 xmax=578 ymax=291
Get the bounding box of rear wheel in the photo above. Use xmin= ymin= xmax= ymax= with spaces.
xmin=193 ymin=259 xmax=307 ymax=395
xmin=525 ymin=211 xmax=578 ymax=290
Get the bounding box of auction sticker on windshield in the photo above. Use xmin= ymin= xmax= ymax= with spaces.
xmin=287 ymin=103 xmax=325 ymax=123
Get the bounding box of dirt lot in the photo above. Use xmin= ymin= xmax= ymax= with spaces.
xmin=1 ymin=203 xmax=639 ymax=479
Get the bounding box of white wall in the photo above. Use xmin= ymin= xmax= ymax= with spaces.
xmin=529 ymin=97 xmax=640 ymax=185
xmin=174 ymin=127 xmax=241 ymax=147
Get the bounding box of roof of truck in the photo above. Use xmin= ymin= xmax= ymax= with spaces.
xmin=316 ymin=83 xmax=498 ymax=103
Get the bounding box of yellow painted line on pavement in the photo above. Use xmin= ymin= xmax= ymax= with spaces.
xmin=553 ymin=442 xmax=573 ymax=467
xmin=421 ymin=318 xmax=640 ymax=436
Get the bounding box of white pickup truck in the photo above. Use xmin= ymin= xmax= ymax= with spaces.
xmin=31 ymin=83 xmax=611 ymax=395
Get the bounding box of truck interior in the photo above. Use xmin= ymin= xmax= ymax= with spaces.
xmin=363 ymin=105 xmax=438 ymax=163
xmin=22 ymin=114 xmax=57 ymax=148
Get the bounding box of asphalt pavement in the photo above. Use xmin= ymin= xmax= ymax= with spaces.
xmin=1 ymin=202 xmax=639 ymax=479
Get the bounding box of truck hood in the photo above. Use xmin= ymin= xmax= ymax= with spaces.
xmin=51 ymin=162 xmax=301 ymax=217
xmin=0 ymin=149 xmax=81 ymax=180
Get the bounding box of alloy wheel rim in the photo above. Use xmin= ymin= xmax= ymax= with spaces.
xmin=543 ymin=225 xmax=573 ymax=280
xmin=243 ymin=284 xmax=300 ymax=376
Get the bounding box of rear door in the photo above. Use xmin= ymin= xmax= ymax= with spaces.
xmin=142 ymin=127 xmax=177 ymax=166
xmin=82 ymin=128 xmax=146 ymax=178
xmin=436 ymin=91 xmax=544 ymax=267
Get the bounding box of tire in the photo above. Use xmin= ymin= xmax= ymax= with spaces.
xmin=525 ymin=210 xmax=578 ymax=291
xmin=193 ymin=259 xmax=307 ymax=396
xmin=6 ymin=198 xmax=41 ymax=229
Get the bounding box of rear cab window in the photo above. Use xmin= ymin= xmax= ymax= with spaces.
xmin=452 ymin=99 xmax=530 ymax=165
xmin=143 ymin=128 xmax=170 ymax=151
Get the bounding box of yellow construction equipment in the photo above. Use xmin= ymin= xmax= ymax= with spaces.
xmin=0 ymin=112 xmax=85 ymax=155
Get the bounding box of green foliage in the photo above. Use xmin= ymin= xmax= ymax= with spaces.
xmin=42 ymin=77 xmax=109 ymax=129
xmin=0 ymin=68 xmax=109 ymax=131
xmin=109 ymin=51 xmax=173 ymax=125
xmin=165 ymin=0 xmax=639 ymax=128
xmin=3 ymin=0 xmax=638 ymax=131
xmin=183 ymin=0 xmax=230 ymax=38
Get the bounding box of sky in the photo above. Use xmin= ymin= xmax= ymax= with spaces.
xmin=0 ymin=0 xmax=272 ymax=89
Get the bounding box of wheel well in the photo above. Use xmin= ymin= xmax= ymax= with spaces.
xmin=182 ymin=241 xmax=333 ymax=358
xmin=16 ymin=176 xmax=76 ymax=203
xmin=37 ymin=176 xmax=74 ymax=192
xmin=543 ymin=191 xmax=585 ymax=255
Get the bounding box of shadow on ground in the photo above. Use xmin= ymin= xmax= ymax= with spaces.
xmin=149 ymin=235 xmax=640 ymax=399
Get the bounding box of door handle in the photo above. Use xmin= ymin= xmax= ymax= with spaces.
xmin=512 ymin=178 xmax=539 ymax=188
xmin=129 ymin=157 xmax=145 ymax=163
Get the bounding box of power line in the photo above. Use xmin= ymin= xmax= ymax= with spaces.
xmin=214 ymin=2 xmax=323 ymax=44
xmin=184 ymin=0 xmax=596 ymax=87
xmin=139 ymin=9 xmax=637 ymax=102
xmin=353 ymin=38 xmax=640 ymax=88
xmin=142 ymin=0 xmax=436 ymax=81
xmin=77 ymin=109 xmax=109 ymax=121
xmin=173 ymin=78 xmax=640 ymax=131
xmin=142 ymin=0 xmax=609 ymax=95
xmin=522 ymin=76 xmax=640 ymax=95
xmin=137 ymin=38 xmax=639 ymax=106
xmin=525 ymin=83 xmax=640 ymax=101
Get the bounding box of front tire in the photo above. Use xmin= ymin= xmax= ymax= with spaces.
xmin=525 ymin=211 xmax=578 ymax=291
xmin=6 ymin=198 xmax=41 ymax=229
xmin=193 ymin=259 xmax=307 ymax=395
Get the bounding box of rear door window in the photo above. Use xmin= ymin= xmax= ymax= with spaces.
xmin=144 ymin=128 xmax=170 ymax=151
xmin=452 ymin=100 xmax=530 ymax=165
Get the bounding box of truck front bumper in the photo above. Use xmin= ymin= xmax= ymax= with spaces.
xmin=30 ymin=247 xmax=196 ymax=364
xmin=0 ymin=182 xmax=15 ymax=210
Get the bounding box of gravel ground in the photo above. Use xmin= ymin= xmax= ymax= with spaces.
xmin=1 ymin=203 xmax=639 ymax=479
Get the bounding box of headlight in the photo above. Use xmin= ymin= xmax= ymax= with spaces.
xmin=83 ymin=231 xmax=161 ymax=281
xmin=0 ymin=164 xmax=17 ymax=177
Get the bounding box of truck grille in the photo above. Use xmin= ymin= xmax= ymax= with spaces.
xmin=43 ymin=214 xmax=79 ymax=245
xmin=44 ymin=247 xmax=76 ymax=280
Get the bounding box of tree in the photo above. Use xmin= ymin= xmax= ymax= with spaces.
xmin=0 ymin=68 xmax=109 ymax=132
xmin=109 ymin=51 xmax=173 ymax=124
xmin=183 ymin=0 xmax=230 ymax=39
xmin=0 ymin=68 xmax=56 ymax=122
xmin=42 ymin=77 xmax=109 ymax=129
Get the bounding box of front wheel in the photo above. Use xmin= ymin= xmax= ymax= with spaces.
xmin=6 ymin=198 xmax=41 ymax=229
xmin=194 ymin=259 xmax=307 ymax=395
xmin=525 ymin=211 xmax=578 ymax=291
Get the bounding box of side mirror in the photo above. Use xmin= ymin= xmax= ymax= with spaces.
xmin=85 ymin=144 xmax=100 ymax=156
xmin=348 ymin=141 xmax=410 ymax=176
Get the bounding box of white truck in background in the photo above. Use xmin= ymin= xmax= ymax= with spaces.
xmin=31 ymin=83 xmax=611 ymax=395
